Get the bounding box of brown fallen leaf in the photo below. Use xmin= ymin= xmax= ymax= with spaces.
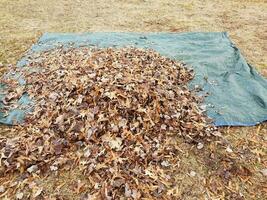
xmin=0 ymin=47 xmax=219 ymax=199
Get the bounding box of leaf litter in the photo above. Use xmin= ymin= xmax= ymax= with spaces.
xmin=0 ymin=47 xmax=221 ymax=199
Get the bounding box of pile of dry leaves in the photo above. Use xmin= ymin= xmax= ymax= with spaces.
xmin=0 ymin=47 xmax=220 ymax=199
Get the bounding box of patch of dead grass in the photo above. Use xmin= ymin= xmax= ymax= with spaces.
xmin=0 ymin=0 xmax=266 ymax=199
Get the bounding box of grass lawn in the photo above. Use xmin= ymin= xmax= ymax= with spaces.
xmin=0 ymin=0 xmax=266 ymax=199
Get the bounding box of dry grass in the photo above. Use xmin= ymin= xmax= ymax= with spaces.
xmin=0 ymin=0 xmax=266 ymax=199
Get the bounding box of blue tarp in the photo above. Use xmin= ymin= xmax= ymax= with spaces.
xmin=1 ymin=32 xmax=267 ymax=126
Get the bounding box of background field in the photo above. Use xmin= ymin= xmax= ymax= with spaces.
xmin=0 ymin=0 xmax=266 ymax=199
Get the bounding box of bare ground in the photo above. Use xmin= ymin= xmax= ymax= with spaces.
xmin=0 ymin=0 xmax=266 ymax=199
